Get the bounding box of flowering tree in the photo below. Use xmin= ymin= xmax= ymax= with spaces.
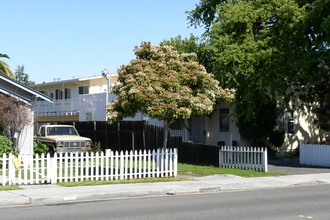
xmin=107 ymin=42 xmax=235 ymax=148
xmin=0 ymin=94 xmax=31 ymax=153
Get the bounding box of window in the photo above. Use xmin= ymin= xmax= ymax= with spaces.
xmin=286 ymin=110 xmax=294 ymax=134
xmin=64 ymin=88 xmax=71 ymax=99
xmin=79 ymin=86 xmax=89 ymax=95
xmin=55 ymin=89 xmax=62 ymax=100
xmin=40 ymin=127 xmax=45 ymax=136
xmin=277 ymin=109 xmax=295 ymax=135
xmin=86 ymin=112 xmax=92 ymax=121
xmin=219 ymin=108 xmax=230 ymax=132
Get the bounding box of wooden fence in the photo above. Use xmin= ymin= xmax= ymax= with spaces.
xmin=219 ymin=146 xmax=268 ymax=172
xmin=300 ymin=142 xmax=330 ymax=167
xmin=176 ymin=142 xmax=219 ymax=167
xmin=1 ymin=149 xmax=177 ymax=185
xmin=35 ymin=121 xmax=167 ymax=152
xmin=175 ymin=142 xmax=268 ymax=172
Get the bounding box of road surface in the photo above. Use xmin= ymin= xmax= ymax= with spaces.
xmin=1 ymin=185 xmax=329 ymax=220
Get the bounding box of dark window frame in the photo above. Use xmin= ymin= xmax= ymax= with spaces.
xmin=64 ymin=88 xmax=71 ymax=99
xmin=219 ymin=108 xmax=230 ymax=132
xmin=79 ymin=86 xmax=89 ymax=95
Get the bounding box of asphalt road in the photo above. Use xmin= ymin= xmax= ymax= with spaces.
xmin=268 ymin=157 xmax=330 ymax=174
xmin=1 ymin=185 xmax=330 ymax=220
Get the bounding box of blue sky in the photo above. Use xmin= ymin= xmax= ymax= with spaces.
xmin=2 ymin=0 xmax=203 ymax=84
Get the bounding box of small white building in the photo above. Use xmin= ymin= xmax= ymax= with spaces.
xmin=0 ymin=74 xmax=52 ymax=155
xmin=31 ymin=75 xmax=162 ymax=126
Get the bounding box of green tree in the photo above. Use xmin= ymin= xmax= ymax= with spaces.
xmin=107 ymin=42 xmax=235 ymax=148
xmin=14 ymin=65 xmax=35 ymax=86
xmin=187 ymin=0 xmax=330 ymax=138
xmin=295 ymin=0 xmax=330 ymax=131
xmin=160 ymin=34 xmax=212 ymax=73
xmin=0 ymin=53 xmax=13 ymax=77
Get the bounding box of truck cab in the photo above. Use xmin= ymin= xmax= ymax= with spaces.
xmin=35 ymin=125 xmax=92 ymax=154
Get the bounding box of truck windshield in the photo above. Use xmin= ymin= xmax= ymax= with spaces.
xmin=46 ymin=127 xmax=79 ymax=136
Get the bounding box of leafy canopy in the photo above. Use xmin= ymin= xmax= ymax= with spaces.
xmin=107 ymin=42 xmax=235 ymax=124
xmin=14 ymin=65 xmax=35 ymax=86
xmin=188 ymin=0 xmax=330 ymax=132
xmin=160 ymin=34 xmax=213 ymax=73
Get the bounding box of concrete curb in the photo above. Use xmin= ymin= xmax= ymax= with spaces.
xmin=2 ymin=173 xmax=330 ymax=207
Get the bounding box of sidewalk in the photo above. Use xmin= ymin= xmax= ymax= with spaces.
xmin=2 ymin=173 xmax=330 ymax=206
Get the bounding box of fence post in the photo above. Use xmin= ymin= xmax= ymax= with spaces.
xmin=138 ymin=150 xmax=142 ymax=179
xmin=2 ymin=154 xmax=6 ymax=185
xmin=125 ymin=151 xmax=128 ymax=180
xmin=120 ymin=151 xmax=124 ymax=180
xmin=51 ymin=155 xmax=57 ymax=184
xmin=105 ymin=151 xmax=109 ymax=181
xmin=169 ymin=149 xmax=173 ymax=177
xmin=219 ymin=147 xmax=222 ymax=168
xmin=173 ymin=148 xmax=178 ymax=177
xmin=262 ymin=147 xmax=268 ymax=172
xmin=8 ymin=154 xmax=15 ymax=185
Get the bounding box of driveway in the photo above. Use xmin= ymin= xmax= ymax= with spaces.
xmin=268 ymin=157 xmax=330 ymax=175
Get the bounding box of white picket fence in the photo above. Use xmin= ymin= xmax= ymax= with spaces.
xmin=219 ymin=146 xmax=268 ymax=172
xmin=1 ymin=148 xmax=178 ymax=186
xmin=300 ymin=142 xmax=330 ymax=167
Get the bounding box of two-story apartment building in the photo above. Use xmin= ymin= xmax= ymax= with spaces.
xmin=31 ymin=75 xmax=162 ymax=126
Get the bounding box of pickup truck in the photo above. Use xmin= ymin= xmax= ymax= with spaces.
xmin=35 ymin=124 xmax=92 ymax=154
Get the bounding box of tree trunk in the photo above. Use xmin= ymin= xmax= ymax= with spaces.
xmin=183 ymin=119 xmax=192 ymax=142
xmin=163 ymin=120 xmax=169 ymax=149
xmin=163 ymin=119 xmax=175 ymax=149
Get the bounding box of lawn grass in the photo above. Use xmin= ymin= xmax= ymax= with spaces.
xmin=178 ymin=163 xmax=285 ymax=177
xmin=1 ymin=163 xmax=284 ymax=189
xmin=57 ymin=163 xmax=284 ymax=187
xmin=0 ymin=185 xmax=23 ymax=191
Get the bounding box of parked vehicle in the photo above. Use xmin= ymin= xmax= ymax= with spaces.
xmin=35 ymin=125 xmax=92 ymax=154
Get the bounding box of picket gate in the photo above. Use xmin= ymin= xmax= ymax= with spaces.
xmin=1 ymin=148 xmax=178 ymax=186
xmin=219 ymin=146 xmax=268 ymax=172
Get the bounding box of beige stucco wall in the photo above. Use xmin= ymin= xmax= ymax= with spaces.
xmin=282 ymin=106 xmax=326 ymax=153
xmin=190 ymin=102 xmax=326 ymax=153
xmin=206 ymin=102 xmax=242 ymax=146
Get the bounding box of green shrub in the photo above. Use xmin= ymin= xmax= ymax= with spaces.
xmin=33 ymin=141 xmax=49 ymax=155
xmin=0 ymin=135 xmax=13 ymax=155
xmin=269 ymin=130 xmax=285 ymax=148
xmin=92 ymin=141 xmax=102 ymax=154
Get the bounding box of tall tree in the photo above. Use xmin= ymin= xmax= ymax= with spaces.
xmin=107 ymin=42 xmax=235 ymax=147
xmin=160 ymin=34 xmax=213 ymax=73
xmin=14 ymin=65 xmax=35 ymax=86
xmin=0 ymin=53 xmax=13 ymax=78
xmin=187 ymin=0 xmax=330 ymax=136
